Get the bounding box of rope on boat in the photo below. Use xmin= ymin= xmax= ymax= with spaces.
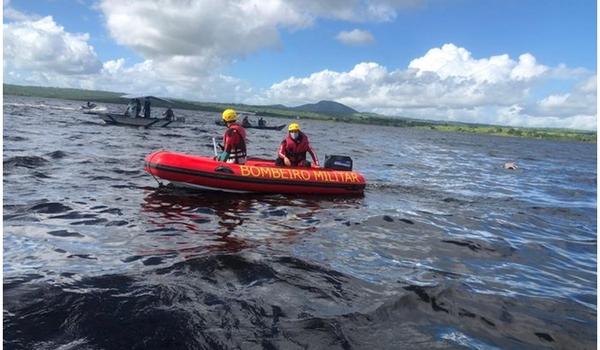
xmin=147 ymin=151 xmax=164 ymax=188
xmin=150 ymin=171 xmax=164 ymax=188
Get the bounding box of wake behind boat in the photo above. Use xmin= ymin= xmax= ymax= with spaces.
xmin=80 ymin=102 xmax=107 ymax=112
xmin=144 ymin=150 xmax=366 ymax=194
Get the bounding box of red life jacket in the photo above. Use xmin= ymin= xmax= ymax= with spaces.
xmin=223 ymin=123 xmax=247 ymax=163
xmin=282 ymin=132 xmax=309 ymax=165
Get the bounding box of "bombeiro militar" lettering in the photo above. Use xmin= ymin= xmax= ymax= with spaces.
xmin=239 ymin=165 xmax=360 ymax=183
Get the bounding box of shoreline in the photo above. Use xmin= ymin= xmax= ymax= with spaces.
xmin=4 ymin=84 xmax=596 ymax=143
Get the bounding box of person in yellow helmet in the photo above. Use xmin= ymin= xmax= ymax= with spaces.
xmin=276 ymin=122 xmax=319 ymax=167
xmin=218 ymin=109 xmax=247 ymax=164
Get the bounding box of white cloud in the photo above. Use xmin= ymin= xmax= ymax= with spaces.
xmin=3 ymin=0 xmax=423 ymax=94
xmin=3 ymin=7 xmax=38 ymax=21
xmin=510 ymin=53 xmax=548 ymax=80
xmin=99 ymin=0 xmax=307 ymax=60
xmin=263 ymin=44 xmax=596 ymax=130
xmin=495 ymin=104 xmax=596 ymax=130
xmin=4 ymin=16 xmax=102 ymax=75
xmin=97 ymin=0 xmax=421 ymax=61
xmin=336 ymin=29 xmax=375 ymax=46
xmin=531 ymin=74 xmax=596 ymax=118
xmin=4 ymin=56 xmax=252 ymax=103
xmin=408 ymin=43 xmax=548 ymax=83
xmin=265 ymin=58 xmax=529 ymax=109
xmin=3 ymin=1 xmax=595 ymax=131
xmin=13 ymin=0 xmax=419 ymax=101
xmin=3 ymin=0 xmax=40 ymax=21
xmin=93 ymin=58 xmax=252 ymax=102
xmin=2 ymin=3 xmax=254 ymax=102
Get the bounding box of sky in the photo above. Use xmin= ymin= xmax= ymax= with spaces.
xmin=3 ymin=0 xmax=597 ymax=130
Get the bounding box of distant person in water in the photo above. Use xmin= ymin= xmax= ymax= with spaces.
xmin=124 ymin=99 xmax=135 ymax=116
xmin=163 ymin=107 xmax=175 ymax=121
xmin=135 ymin=98 xmax=142 ymax=117
xmin=504 ymin=162 xmax=518 ymax=170
xmin=143 ymin=97 xmax=151 ymax=118
xmin=242 ymin=115 xmax=251 ymax=127
xmin=276 ymin=122 xmax=319 ymax=167
xmin=258 ymin=117 xmax=266 ymax=127
xmin=218 ymin=109 xmax=247 ymax=164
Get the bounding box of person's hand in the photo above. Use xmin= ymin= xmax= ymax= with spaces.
xmin=284 ymin=157 xmax=291 ymax=166
xmin=217 ymin=151 xmax=229 ymax=162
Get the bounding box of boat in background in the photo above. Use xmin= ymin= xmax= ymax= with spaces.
xmin=144 ymin=150 xmax=365 ymax=195
xmin=85 ymin=111 xmax=185 ymax=128
xmin=80 ymin=102 xmax=107 ymax=112
xmin=214 ymin=120 xmax=285 ymax=130
xmin=82 ymin=95 xmax=184 ymax=128
xmin=81 ymin=102 xmax=96 ymax=109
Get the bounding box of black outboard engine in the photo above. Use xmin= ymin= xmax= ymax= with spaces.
xmin=324 ymin=155 xmax=353 ymax=171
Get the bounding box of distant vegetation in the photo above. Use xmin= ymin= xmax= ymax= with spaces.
xmin=419 ymin=124 xmax=596 ymax=143
xmin=291 ymin=100 xmax=358 ymax=114
xmin=4 ymin=83 xmax=596 ymax=143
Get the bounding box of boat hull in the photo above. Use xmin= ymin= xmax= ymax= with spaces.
xmin=214 ymin=121 xmax=285 ymax=130
xmin=144 ymin=150 xmax=366 ymax=195
xmin=96 ymin=113 xmax=184 ymax=127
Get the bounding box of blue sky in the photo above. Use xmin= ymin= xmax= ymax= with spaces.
xmin=231 ymin=0 xmax=596 ymax=86
xmin=3 ymin=0 xmax=597 ymax=129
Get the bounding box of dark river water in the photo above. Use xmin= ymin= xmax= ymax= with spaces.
xmin=3 ymin=95 xmax=597 ymax=349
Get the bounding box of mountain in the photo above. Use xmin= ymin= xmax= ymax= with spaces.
xmin=291 ymin=100 xmax=358 ymax=114
xmin=265 ymin=104 xmax=288 ymax=109
xmin=3 ymin=83 xmax=594 ymax=141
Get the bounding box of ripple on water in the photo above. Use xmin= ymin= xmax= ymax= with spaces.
xmin=2 ymin=96 xmax=596 ymax=349
xmin=5 ymin=135 xmax=27 ymax=142
xmin=3 ymin=254 xmax=596 ymax=349
xmin=46 ymin=230 xmax=85 ymax=238
xmin=45 ymin=150 xmax=68 ymax=159
xmin=29 ymin=202 xmax=72 ymax=214
xmin=4 ymin=156 xmax=49 ymax=170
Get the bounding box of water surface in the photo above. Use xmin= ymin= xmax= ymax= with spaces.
xmin=3 ymin=96 xmax=597 ymax=349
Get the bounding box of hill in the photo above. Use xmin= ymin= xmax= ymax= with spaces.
xmin=292 ymin=100 xmax=358 ymax=114
xmin=3 ymin=83 xmax=595 ymax=142
xmin=4 ymin=84 xmax=123 ymax=101
xmin=264 ymin=100 xmax=358 ymax=115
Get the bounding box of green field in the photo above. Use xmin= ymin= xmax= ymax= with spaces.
xmin=4 ymin=84 xmax=596 ymax=142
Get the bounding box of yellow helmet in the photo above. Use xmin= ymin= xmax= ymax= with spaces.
xmin=222 ymin=109 xmax=237 ymax=123
xmin=288 ymin=123 xmax=300 ymax=132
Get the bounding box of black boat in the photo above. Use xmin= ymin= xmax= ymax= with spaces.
xmin=215 ymin=120 xmax=285 ymax=130
xmin=82 ymin=95 xmax=184 ymax=128
xmin=86 ymin=111 xmax=185 ymax=128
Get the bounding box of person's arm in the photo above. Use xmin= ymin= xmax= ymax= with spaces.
xmin=217 ymin=132 xmax=230 ymax=161
xmin=277 ymin=141 xmax=286 ymax=159
xmin=224 ymin=129 xmax=238 ymax=153
xmin=307 ymin=144 xmax=319 ymax=167
xmin=278 ymin=141 xmax=292 ymax=165
xmin=219 ymin=129 xmax=239 ymax=161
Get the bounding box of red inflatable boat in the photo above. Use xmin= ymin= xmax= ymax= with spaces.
xmin=144 ymin=150 xmax=366 ymax=195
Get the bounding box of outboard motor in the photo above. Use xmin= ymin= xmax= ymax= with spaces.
xmin=324 ymin=155 xmax=353 ymax=171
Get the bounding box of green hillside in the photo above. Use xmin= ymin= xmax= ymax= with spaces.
xmin=292 ymin=100 xmax=358 ymax=114
xmin=4 ymin=84 xmax=124 ymax=102
xmin=4 ymin=84 xmax=595 ymax=142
